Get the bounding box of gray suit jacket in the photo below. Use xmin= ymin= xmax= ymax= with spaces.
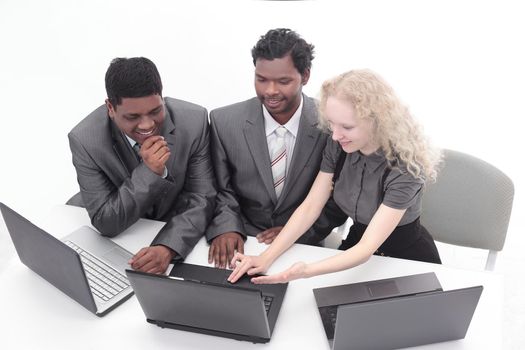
xmin=206 ymin=95 xmax=347 ymax=244
xmin=68 ymin=97 xmax=216 ymax=258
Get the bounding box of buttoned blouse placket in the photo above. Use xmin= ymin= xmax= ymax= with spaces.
xmin=353 ymin=159 xmax=367 ymax=224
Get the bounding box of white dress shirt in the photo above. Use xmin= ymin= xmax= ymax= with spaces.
xmin=263 ymin=96 xmax=303 ymax=175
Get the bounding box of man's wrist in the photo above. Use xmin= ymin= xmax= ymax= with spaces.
xmin=217 ymin=231 xmax=243 ymax=239
xmin=154 ymin=244 xmax=178 ymax=260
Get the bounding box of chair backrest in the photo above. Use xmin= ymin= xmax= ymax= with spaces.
xmin=420 ymin=149 xmax=514 ymax=270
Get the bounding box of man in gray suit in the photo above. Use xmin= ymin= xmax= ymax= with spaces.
xmin=207 ymin=29 xmax=347 ymax=268
xmin=68 ymin=57 xmax=216 ymax=274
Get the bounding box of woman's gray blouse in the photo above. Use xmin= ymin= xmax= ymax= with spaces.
xmin=320 ymin=139 xmax=424 ymax=226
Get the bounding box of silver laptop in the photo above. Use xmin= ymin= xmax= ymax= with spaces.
xmin=126 ymin=263 xmax=288 ymax=343
xmin=313 ymin=273 xmax=483 ymax=349
xmin=0 ymin=202 xmax=134 ymax=316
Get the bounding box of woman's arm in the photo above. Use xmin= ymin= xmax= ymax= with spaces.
xmin=228 ymin=171 xmax=334 ymax=282
xmin=251 ymin=204 xmax=406 ymax=284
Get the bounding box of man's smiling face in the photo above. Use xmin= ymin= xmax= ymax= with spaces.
xmin=106 ymin=94 xmax=165 ymax=145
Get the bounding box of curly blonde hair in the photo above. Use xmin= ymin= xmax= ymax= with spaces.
xmin=318 ymin=69 xmax=441 ymax=182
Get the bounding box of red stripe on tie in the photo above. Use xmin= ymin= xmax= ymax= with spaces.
xmin=274 ymin=177 xmax=285 ymax=187
xmin=271 ymin=151 xmax=286 ymax=166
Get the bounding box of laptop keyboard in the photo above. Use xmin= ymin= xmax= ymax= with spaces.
xmin=64 ymin=241 xmax=130 ymax=302
xmin=319 ymin=305 xmax=338 ymax=340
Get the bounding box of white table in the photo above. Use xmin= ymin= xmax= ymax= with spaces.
xmin=0 ymin=205 xmax=503 ymax=349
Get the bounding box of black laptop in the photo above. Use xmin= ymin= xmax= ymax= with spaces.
xmin=126 ymin=262 xmax=288 ymax=343
xmin=313 ymin=272 xmax=483 ymax=349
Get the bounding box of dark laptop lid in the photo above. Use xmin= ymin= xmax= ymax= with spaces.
xmin=333 ymin=285 xmax=483 ymax=350
xmin=169 ymin=262 xmax=288 ymax=336
xmin=313 ymin=272 xmax=443 ymax=342
xmin=0 ymin=202 xmax=97 ymax=314
xmin=313 ymin=272 xmax=443 ymax=308
xmin=126 ymin=269 xmax=280 ymax=343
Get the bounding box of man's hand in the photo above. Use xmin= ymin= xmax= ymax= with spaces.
xmin=140 ymin=136 xmax=171 ymax=176
xmin=256 ymin=226 xmax=283 ymax=245
xmin=129 ymin=245 xmax=175 ymax=274
xmin=208 ymin=232 xmax=244 ymax=269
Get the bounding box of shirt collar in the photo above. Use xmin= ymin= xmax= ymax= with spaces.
xmin=124 ymin=134 xmax=137 ymax=147
xmin=349 ymin=149 xmax=387 ymax=173
xmin=263 ymin=96 xmax=303 ymax=138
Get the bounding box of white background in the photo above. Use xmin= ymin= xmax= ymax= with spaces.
xmin=0 ymin=0 xmax=523 ymax=348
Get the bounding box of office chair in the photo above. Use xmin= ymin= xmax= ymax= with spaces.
xmin=420 ymin=149 xmax=514 ymax=271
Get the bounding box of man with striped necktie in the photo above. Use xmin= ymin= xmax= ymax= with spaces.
xmin=206 ymin=29 xmax=347 ymax=269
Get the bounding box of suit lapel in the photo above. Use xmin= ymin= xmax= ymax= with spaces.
xmin=110 ymin=118 xmax=140 ymax=176
xmin=276 ymin=96 xmax=321 ymax=209
xmin=161 ymin=106 xmax=177 ymax=172
xmin=243 ymin=101 xmax=278 ymax=204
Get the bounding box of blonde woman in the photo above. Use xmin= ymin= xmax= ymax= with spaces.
xmin=229 ymin=69 xmax=442 ymax=284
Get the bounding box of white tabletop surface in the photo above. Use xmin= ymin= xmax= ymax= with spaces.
xmin=0 ymin=205 xmax=503 ymax=349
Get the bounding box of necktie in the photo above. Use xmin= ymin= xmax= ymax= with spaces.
xmin=133 ymin=143 xmax=142 ymax=161
xmin=270 ymin=126 xmax=287 ymax=198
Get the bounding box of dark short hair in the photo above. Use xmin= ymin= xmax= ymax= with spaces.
xmin=105 ymin=57 xmax=163 ymax=107
xmin=251 ymin=28 xmax=315 ymax=75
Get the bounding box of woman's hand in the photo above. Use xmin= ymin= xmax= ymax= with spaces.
xmin=251 ymin=261 xmax=308 ymax=284
xmin=227 ymin=252 xmax=272 ymax=283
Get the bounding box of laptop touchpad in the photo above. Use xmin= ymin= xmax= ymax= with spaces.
xmin=103 ymin=247 xmax=132 ymax=266
xmin=367 ymin=280 xmax=399 ymax=298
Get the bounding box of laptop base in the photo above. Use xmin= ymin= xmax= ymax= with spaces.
xmin=148 ymin=319 xmax=270 ymax=344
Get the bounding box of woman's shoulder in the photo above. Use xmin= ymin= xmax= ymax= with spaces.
xmin=385 ymin=159 xmax=425 ymax=186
